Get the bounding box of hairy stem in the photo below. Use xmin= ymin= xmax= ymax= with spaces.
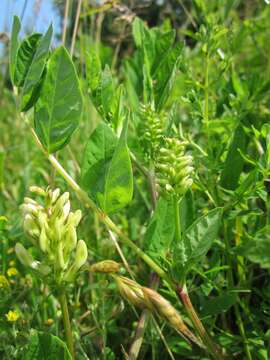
xmin=59 ymin=288 xmax=75 ymax=359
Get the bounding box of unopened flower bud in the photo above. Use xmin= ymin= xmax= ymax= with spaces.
xmin=51 ymin=188 xmax=60 ymax=203
xmin=29 ymin=186 xmax=46 ymax=196
xmin=23 ymin=214 xmax=39 ymax=235
xmin=15 ymin=243 xmax=35 ymax=268
xmin=90 ymin=260 xmax=121 ymax=273
xmin=74 ymin=240 xmax=88 ymax=269
xmin=39 ymin=226 xmax=48 ymax=252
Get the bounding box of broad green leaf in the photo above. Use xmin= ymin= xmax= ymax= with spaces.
xmin=9 ymin=16 xmax=21 ymax=85
xmin=14 ymin=33 xmax=42 ymax=86
xmin=81 ymin=121 xmax=117 ymax=203
xmin=184 ymin=208 xmax=222 ymax=263
xmin=25 ymin=332 xmax=72 ymax=360
xmin=99 ymin=118 xmax=133 ymax=213
xmin=201 ymin=291 xmax=238 ymax=317
xmin=34 ymin=46 xmax=83 ymax=153
xmin=145 ymin=197 xmax=175 ymax=261
xmin=21 ymin=24 xmax=53 ymax=111
xmin=220 ymin=124 xmax=247 ymax=190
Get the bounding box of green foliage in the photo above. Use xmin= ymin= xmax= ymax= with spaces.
xmin=34 ymin=46 xmax=83 ymax=153
xmin=25 ymin=332 xmax=72 ymax=360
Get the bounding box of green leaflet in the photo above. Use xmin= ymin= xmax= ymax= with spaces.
xmin=101 ymin=117 xmax=133 ymax=213
xmin=173 ymin=208 xmax=222 ymax=272
xmin=220 ymin=124 xmax=247 ymax=190
xmin=25 ymin=332 xmax=72 ymax=360
xmin=81 ymin=119 xmax=133 ymax=214
xmin=9 ymin=16 xmax=21 ymax=86
xmin=34 ymin=46 xmax=83 ymax=153
xmin=100 ymin=65 xmax=117 ymax=121
xmin=14 ymin=33 xmax=42 ymax=87
xmin=85 ymin=49 xmax=101 ymax=92
xmin=81 ymin=121 xmax=118 ymax=204
xmin=239 ymin=226 xmax=270 ymax=269
xmin=201 ymin=291 xmax=238 ymax=317
xmin=21 ymin=25 xmax=53 ymax=111
xmin=184 ymin=208 xmax=222 ymax=263
xmin=153 ymin=42 xmax=183 ymax=112
xmin=145 ymin=197 xmax=175 ymax=261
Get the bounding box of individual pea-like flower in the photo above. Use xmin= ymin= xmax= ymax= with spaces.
xmin=15 ymin=186 xmax=88 ymax=284
xmin=138 ymin=104 xmax=165 ymax=160
xmin=155 ymin=137 xmax=193 ymax=198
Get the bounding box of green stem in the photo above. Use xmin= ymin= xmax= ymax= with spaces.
xmin=59 ymin=288 xmax=75 ymax=359
xmin=173 ymin=196 xmax=181 ymax=244
xmin=177 ymin=284 xmax=224 ymax=360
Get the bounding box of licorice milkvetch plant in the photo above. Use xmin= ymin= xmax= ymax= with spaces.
xmin=9 ymin=13 xmax=227 ymax=360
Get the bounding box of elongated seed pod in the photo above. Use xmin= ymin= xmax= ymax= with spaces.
xmin=114 ymin=276 xmax=204 ymax=349
xmin=142 ymin=287 xmax=204 ymax=348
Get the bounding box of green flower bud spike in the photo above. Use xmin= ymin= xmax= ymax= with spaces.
xmin=139 ymin=104 xmax=165 ymax=160
xmin=15 ymin=186 xmax=88 ymax=284
xmin=155 ymin=138 xmax=193 ymax=198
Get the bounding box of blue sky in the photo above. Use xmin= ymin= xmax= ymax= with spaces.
xmin=0 ymin=0 xmax=61 ymax=51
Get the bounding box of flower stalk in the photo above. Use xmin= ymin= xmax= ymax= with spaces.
xmin=59 ymin=288 xmax=75 ymax=359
